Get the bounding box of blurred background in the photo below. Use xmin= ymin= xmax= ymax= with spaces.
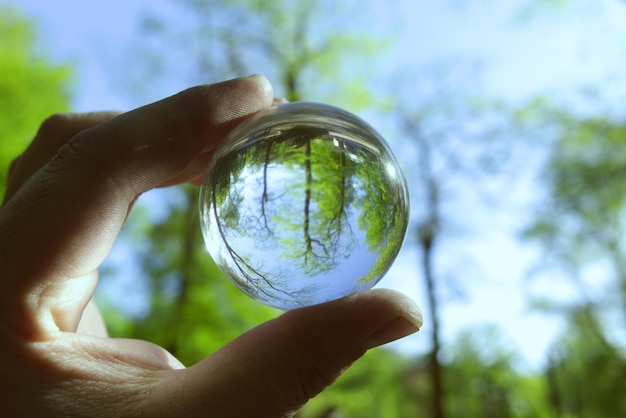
xmin=1 ymin=0 xmax=626 ymax=416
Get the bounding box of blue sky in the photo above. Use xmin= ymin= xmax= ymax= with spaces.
xmin=6 ymin=0 xmax=626 ymax=369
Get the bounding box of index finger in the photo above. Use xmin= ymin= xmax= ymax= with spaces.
xmin=0 ymin=75 xmax=273 ymax=339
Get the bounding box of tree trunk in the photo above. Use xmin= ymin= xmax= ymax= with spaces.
xmin=419 ymin=224 xmax=445 ymax=418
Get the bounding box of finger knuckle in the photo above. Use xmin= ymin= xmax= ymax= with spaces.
xmin=274 ymin=360 xmax=340 ymax=410
xmin=297 ymin=362 xmax=339 ymax=400
xmin=53 ymin=128 xmax=100 ymax=169
xmin=37 ymin=113 xmax=75 ymax=138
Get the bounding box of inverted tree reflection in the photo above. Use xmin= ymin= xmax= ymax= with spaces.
xmin=207 ymin=125 xmax=406 ymax=307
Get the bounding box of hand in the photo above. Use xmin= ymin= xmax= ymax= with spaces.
xmin=0 ymin=75 xmax=422 ymax=417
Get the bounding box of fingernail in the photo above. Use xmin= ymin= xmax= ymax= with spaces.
xmin=366 ymin=316 xmax=421 ymax=350
xmin=272 ymin=97 xmax=289 ymax=106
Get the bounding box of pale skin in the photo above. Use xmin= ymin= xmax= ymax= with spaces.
xmin=0 ymin=75 xmax=423 ymax=417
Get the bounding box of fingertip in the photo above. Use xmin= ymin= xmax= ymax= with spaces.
xmin=272 ymin=97 xmax=290 ymax=106
xmin=243 ymin=74 xmax=274 ymax=99
xmin=364 ymin=288 xmax=423 ymax=330
xmin=206 ymin=74 xmax=274 ymax=125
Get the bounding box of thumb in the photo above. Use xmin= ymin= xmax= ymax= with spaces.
xmin=155 ymin=289 xmax=422 ymax=417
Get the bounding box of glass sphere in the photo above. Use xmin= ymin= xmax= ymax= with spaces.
xmin=199 ymin=102 xmax=409 ymax=310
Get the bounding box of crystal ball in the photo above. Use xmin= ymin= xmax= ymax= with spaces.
xmin=199 ymin=102 xmax=409 ymax=310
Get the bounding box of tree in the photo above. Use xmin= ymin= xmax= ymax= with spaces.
xmin=122 ymin=0 xmax=379 ymax=108
xmin=520 ymin=93 xmax=626 ymax=417
xmin=514 ymin=1 xmax=626 ymax=415
xmin=395 ymin=62 xmax=515 ymax=418
xmin=521 ymin=97 xmax=626 ymax=340
xmin=0 ymin=6 xmax=72 ymax=201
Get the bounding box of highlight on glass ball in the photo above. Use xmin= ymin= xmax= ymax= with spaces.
xmin=199 ymin=102 xmax=409 ymax=310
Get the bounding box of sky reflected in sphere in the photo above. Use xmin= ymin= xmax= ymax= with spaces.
xmin=199 ymin=102 xmax=409 ymax=309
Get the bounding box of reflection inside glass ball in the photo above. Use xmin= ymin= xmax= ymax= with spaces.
xmin=199 ymin=102 xmax=409 ymax=310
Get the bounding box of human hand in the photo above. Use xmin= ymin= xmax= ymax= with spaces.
xmin=0 ymin=75 xmax=422 ymax=417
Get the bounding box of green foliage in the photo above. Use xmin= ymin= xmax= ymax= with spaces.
xmin=124 ymin=0 xmax=384 ymax=108
xmin=298 ymin=349 xmax=420 ymax=418
xmin=0 ymin=6 xmax=72 ymax=200
xmin=521 ymin=95 xmax=626 ymax=417
xmin=203 ymin=121 xmax=406 ymax=307
xmin=443 ymin=326 xmax=552 ymax=418
xmin=299 ymin=325 xmax=563 ymax=418
xmin=355 ymin=153 xmax=407 ymax=283
xmin=546 ymin=306 xmax=626 ymax=417
xmin=523 ymin=100 xmax=626 ymax=308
